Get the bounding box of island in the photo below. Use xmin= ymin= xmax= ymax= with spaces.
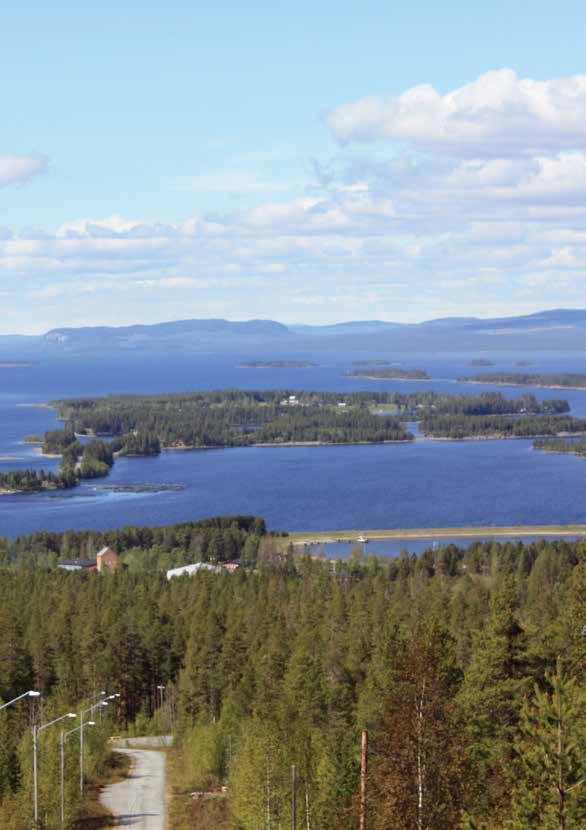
xmin=51 ymin=390 xmax=415 ymax=450
xmin=468 ymin=359 xmax=495 ymax=367
xmin=0 ymin=426 xmax=161 ymax=495
xmin=346 ymin=368 xmax=431 ymax=380
xmin=0 ymin=388 xmax=577 ymax=494
xmin=240 ymin=360 xmax=318 ymax=368
xmin=458 ymin=372 xmax=586 ymax=389
xmin=51 ymin=389 xmax=569 ymax=450
xmin=420 ymin=413 xmax=586 ymax=440
xmin=533 ymin=437 xmax=586 ymax=459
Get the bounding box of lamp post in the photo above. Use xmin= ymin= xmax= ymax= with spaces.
xmin=0 ymin=689 xmax=40 ymax=712
xmin=60 ymin=721 xmax=95 ymax=826
xmin=156 ymin=685 xmax=165 ymax=709
xmin=33 ymin=711 xmax=76 ymax=826
xmin=101 ymin=693 xmax=120 ymax=722
xmin=79 ymin=699 xmax=109 ymax=794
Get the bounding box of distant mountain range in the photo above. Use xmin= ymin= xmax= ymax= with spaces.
xmin=1 ymin=309 xmax=585 ymax=357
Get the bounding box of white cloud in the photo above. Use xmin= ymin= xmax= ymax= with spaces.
xmin=5 ymin=68 xmax=586 ymax=326
xmin=0 ymin=154 xmax=48 ymax=187
xmin=326 ymin=69 xmax=586 ymax=157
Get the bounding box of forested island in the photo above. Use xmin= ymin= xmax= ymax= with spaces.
xmin=459 ymin=371 xmax=586 ymax=389
xmin=533 ymin=437 xmax=586 ymax=459
xmin=0 ymin=518 xmax=584 ymax=829
xmin=0 ymin=467 xmax=78 ymax=495
xmin=346 ymin=367 xmax=430 ymax=380
xmin=421 ymin=413 xmax=586 ymax=440
xmin=52 ymin=389 xmax=569 ymax=447
xmin=0 ymin=427 xmax=161 ymax=494
xmin=240 ymin=360 xmax=318 ymax=368
xmin=468 ymin=358 xmax=495 ymax=366
xmin=0 ymin=389 xmax=576 ymax=494
xmin=53 ymin=390 xmax=415 ymax=448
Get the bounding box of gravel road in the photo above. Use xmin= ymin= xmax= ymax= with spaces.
xmin=101 ymin=744 xmax=166 ymax=829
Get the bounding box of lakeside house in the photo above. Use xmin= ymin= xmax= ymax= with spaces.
xmin=58 ymin=546 xmax=120 ymax=573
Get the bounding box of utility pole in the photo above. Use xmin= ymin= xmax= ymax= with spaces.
xmin=359 ymin=730 xmax=368 ymax=830
xmin=291 ymin=765 xmax=297 ymax=830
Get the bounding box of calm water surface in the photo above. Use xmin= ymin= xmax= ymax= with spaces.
xmin=0 ymin=350 xmax=585 ymax=538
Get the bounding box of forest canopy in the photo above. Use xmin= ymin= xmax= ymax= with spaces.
xmin=0 ymin=522 xmax=584 ymax=829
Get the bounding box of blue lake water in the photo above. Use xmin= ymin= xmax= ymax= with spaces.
xmin=305 ymin=535 xmax=585 ymax=559
xmin=0 ymin=349 xmax=585 ymax=539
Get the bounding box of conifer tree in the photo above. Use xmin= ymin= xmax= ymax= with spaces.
xmin=510 ymin=659 xmax=585 ymax=829
xmin=458 ymin=577 xmax=532 ymax=820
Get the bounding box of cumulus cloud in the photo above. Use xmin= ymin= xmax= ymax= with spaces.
xmin=326 ymin=69 xmax=586 ymax=157
xmin=5 ymin=69 xmax=586 ymax=325
xmin=0 ymin=154 xmax=48 ymax=187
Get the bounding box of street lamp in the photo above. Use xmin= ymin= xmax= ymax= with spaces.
xmin=156 ymin=685 xmax=165 ymax=708
xmin=60 ymin=721 xmax=95 ymax=826
xmin=33 ymin=712 xmax=76 ymax=826
xmin=79 ymin=700 xmax=108 ymax=794
xmin=102 ymin=693 xmax=120 ymax=720
xmin=0 ymin=689 xmax=40 ymax=712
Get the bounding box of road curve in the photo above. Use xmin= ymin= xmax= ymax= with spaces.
xmin=101 ymin=744 xmax=166 ymax=829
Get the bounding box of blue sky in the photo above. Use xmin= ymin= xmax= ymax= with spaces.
xmin=2 ymin=0 xmax=586 ymax=332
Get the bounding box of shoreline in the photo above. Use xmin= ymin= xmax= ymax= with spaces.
xmin=163 ymin=438 xmax=414 ymax=451
xmin=423 ymin=432 xmax=586 ymax=441
xmin=459 ymin=380 xmax=586 ymax=391
xmin=346 ymin=374 xmax=430 ymax=382
xmin=289 ymin=524 xmax=586 ymax=545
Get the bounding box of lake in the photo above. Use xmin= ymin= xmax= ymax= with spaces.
xmin=0 ymin=349 xmax=585 ymax=540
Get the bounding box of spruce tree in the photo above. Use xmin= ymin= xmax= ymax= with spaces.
xmin=510 ymin=659 xmax=585 ymax=829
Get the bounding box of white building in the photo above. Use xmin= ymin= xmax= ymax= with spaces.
xmin=166 ymin=562 xmax=221 ymax=580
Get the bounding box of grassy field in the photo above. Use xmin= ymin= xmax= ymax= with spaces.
xmin=288 ymin=524 xmax=586 ymax=545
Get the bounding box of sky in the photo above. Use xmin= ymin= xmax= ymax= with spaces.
xmin=2 ymin=0 xmax=586 ymax=333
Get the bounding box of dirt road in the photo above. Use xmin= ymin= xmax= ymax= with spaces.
xmin=101 ymin=741 xmax=167 ymax=829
